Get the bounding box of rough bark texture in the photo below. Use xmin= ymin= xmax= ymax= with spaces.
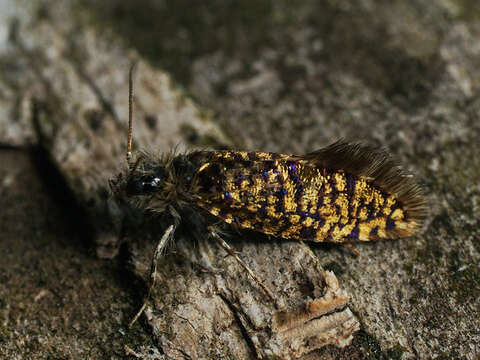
xmin=131 ymin=230 xmax=358 ymax=359
xmin=1 ymin=0 xmax=479 ymax=359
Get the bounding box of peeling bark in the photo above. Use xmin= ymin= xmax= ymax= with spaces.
xmin=131 ymin=232 xmax=359 ymax=359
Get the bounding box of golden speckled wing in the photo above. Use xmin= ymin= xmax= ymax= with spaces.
xmin=190 ymin=142 xmax=427 ymax=242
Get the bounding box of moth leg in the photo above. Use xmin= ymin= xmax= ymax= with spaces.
xmin=208 ymin=228 xmax=277 ymax=305
xmin=129 ymin=224 xmax=176 ymax=328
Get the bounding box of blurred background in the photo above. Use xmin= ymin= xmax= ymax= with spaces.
xmin=0 ymin=1 xmax=479 ymax=359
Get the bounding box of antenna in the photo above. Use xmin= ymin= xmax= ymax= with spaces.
xmin=127 ymin=62 xmax=137 ymax=164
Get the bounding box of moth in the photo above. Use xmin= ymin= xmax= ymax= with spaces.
xmin=111 ymin=66 xmax=428 ymax=326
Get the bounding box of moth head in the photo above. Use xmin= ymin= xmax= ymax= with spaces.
xmin=125 ymin=156 xmax=167 ymax=196
xmin=110 ymin=155 xmax=168 ymax=200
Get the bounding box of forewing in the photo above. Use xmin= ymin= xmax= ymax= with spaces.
xmin=191 ymin=144 xmax=427 ymax=242
xmin=191 ymin=150 xmax=336 ymax=241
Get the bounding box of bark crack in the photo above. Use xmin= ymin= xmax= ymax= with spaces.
xmin=217 ymin=293 xmax=260 ymax=360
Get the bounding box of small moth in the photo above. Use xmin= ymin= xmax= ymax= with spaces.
xmin=111 ymin=66 xmax=428 ymax=325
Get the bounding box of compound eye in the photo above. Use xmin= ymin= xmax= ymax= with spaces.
xmin=126 ymin=176 xmax=161 ymax=196
xmin=141 ymin=177 xmax=161 ymax=193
